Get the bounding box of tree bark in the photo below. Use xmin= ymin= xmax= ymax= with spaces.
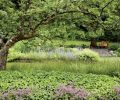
xmin=0 ymin=34 xmax=36 ymax=70
xmin=90 ymin=39 xmax=97 ymax=48
xmin=0 ymin=48 xmax=8 ymax=70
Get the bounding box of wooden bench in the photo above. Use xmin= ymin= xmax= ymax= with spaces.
xmin=99 ymin=41 xmax=109 ymax=48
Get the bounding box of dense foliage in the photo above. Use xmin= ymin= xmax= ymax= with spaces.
xmin=0 ymin=0 xmax=120 ymax=69
xmin=8 ymin=47 xmax=101 ymax=62
xmin=75 ymin=49 xmax=100 ymax=62
xmin=0 ymin=1 xmax=120 ymax=100
xmin=0 ymin=71 xmax=120 ymax=99
xmin=0 ymin=0 xmax=120 ymax=46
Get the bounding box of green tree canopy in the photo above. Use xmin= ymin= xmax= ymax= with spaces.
xmin=0 ymin=0 xmax=120 ymax=69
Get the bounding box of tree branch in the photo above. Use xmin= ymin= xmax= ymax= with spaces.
xmin=34 ymin=6 xmax=101 ymax=31
xmin=4 ymin=33 xmax=36 ymax=50
xmin=100 ymin=0 xmax=115 ymax=17
xmin=25 ymin=0 xmax=32 ymax=11
xmin=34 ymin=10 xmax=83 ymax=31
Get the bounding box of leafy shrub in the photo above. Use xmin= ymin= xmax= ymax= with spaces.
xmin=76 ymin=49 xmax=100 ymax=62
xmin=117 ymin=48 xmax=120 ymax=53
xmin=111 ymin=72 xmax=120 ymax=79
xmin=116 ymin=48 xmax=120 ymax=57
xmin=108 ymin=44 xmax=120 ymax=51
xmin=81 ymin=44 xmax=89 ymax=49
xmin=66 ymin=44 xmax=77 ymax=48
xmin=8 ymin=49 xmax=23 ymax=62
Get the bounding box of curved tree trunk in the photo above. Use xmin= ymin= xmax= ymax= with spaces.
xmin=0 ymin=34 xmax=35 ymax=70
xmin=0 ymin=49 xmax=8 ymax=70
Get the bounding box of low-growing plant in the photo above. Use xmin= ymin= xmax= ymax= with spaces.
xmin=76 ymin=49 xmax=100 ymax=62
xmin=55 ymin=84 xmax=90 ymax=99
xmin=0 ymin=71 xmax=120 ymax=99
xmin=105 ymin=86 xmax=120 ymax=100
xmin=0 ymin=88 xmax=31 ymax=100
xmin=114 ymin=86 xmax=120 ymax=96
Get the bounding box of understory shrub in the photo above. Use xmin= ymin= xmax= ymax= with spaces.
xmin=111 ymin=72 xmax=120 ymax=79
xmin=81 ymin=44 xmax=89 ymax=49
xmin=116 ymin=48 xmax=120 ymax=57
xmin=76 ymin=49 xmax=100 ymax=62
xmin=108 ymin=44 xmax=120 ymax=51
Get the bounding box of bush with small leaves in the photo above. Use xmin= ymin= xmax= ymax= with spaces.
xmin=108 ymin=44 xmax=120 ymax=51
xmin=116 ymin=48 xmax=120 ymax=57
xmin=76 ymin=49 xmax=100 ymax=62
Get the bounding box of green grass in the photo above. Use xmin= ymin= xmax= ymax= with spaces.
xmin=8 ymin=42 xmax=120 ymax=75
xmin=7 ymin=57 xmax=120 ymax=75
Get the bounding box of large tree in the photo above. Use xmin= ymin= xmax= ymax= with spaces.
xmin=0 ymin=0 xmax=119 ymax=69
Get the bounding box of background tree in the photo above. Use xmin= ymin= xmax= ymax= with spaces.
xmin=0 ymin=0 xmax=119 ymax=69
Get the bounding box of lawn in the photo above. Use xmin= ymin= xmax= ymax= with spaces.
xmin=7 ymin=57 xmax=120 ymax=75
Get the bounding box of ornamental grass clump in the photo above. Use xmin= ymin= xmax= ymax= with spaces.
xmin=76 ymin=49 xmax=100 ymax=62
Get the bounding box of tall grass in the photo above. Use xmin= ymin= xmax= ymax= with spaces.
xmin=7 ymin=57 xmax=120 ymax=75
xmin=8 ymin=40 xmax=120 ymax=75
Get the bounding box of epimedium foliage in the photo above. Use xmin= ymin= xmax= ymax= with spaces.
xmin=0 ymin=71 xmax=120 ymax=99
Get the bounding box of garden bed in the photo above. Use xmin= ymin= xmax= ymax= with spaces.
xmin=0 ymin=71 xmax=120 ymax=99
